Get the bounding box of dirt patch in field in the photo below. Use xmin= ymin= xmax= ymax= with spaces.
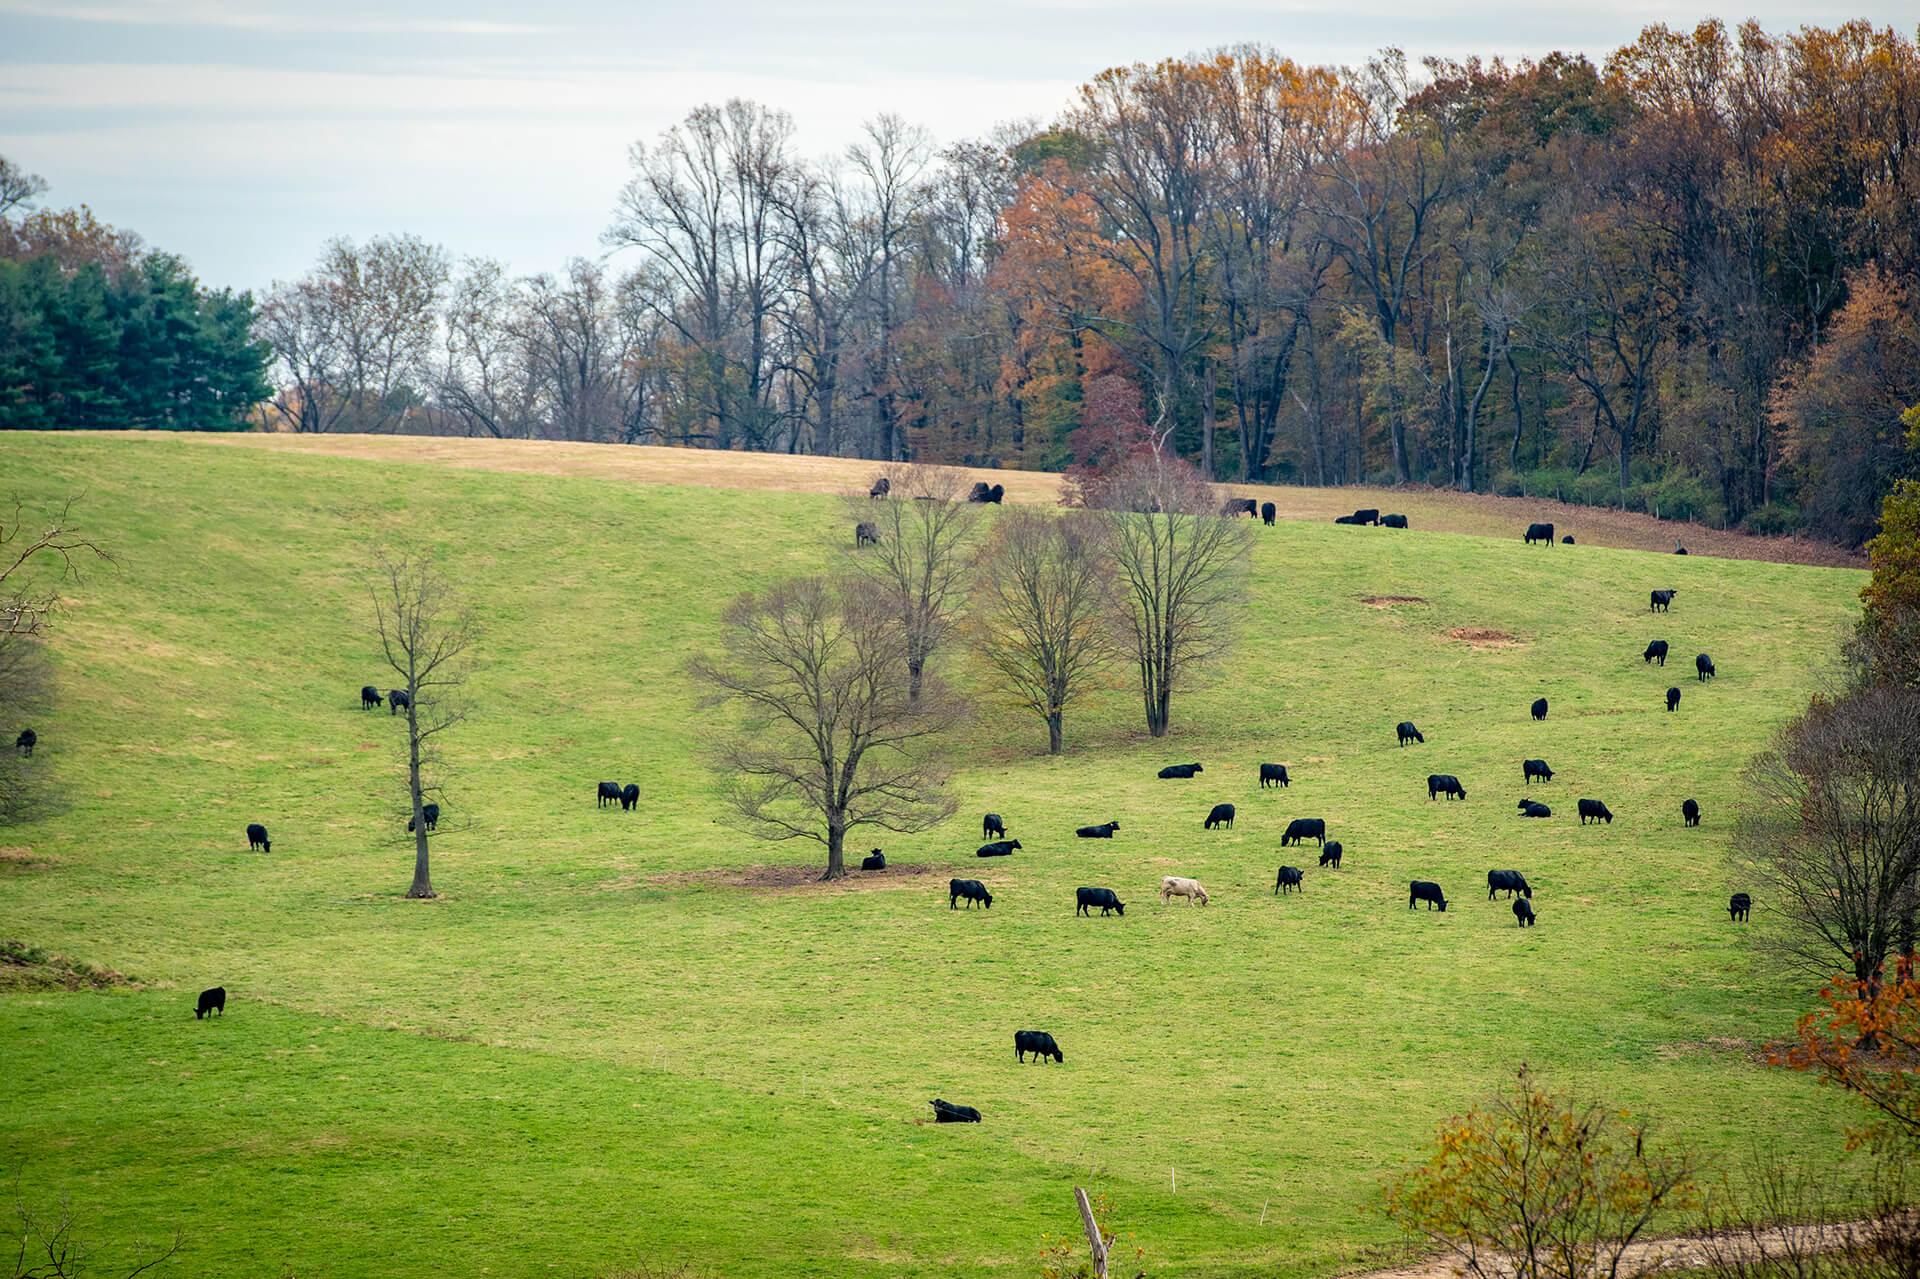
xmin=0 ymin=940 xmax=134 ymax=991
xmin=1361 ymin=595 xmax=1429 ymax=607
xmin=0 ymin=846 xmax=52 ymax=871
xmin=1446 ymin=626 xmax=1522 ymax=648
xmin=1656 ymin=1036 xmax=1762 ymax=1062
xmin=641 ymin=862 xmax=954 ymax=894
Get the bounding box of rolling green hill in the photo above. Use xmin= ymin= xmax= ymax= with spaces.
xmin=0 ymin=433 xmax=1871 ymax=1278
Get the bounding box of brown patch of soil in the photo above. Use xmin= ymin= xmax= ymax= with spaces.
xmin=0 ymin=940 xmax=134 ymax=991
xmin=1447 ymin=626 xmax=1522 ymax=648
xmin=0 ymin=846 xmax=52 ymax=870
xmin=1361 ymin=595 xmax=1429 ymax=607
xmin=642 ymin=862 xmax=953 ymax=893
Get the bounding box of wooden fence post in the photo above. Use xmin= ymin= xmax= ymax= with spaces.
xmin=1074 ymin=1186 xmax=1108 ymax=1279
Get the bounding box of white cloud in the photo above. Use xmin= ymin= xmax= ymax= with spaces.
xmin=0 ymin=0 xmax=553 ymax=35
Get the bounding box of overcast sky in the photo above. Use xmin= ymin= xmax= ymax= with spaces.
xmin=2 ymin=0 xmax=1914 ymax=292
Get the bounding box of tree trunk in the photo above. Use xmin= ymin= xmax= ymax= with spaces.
xmin=1046 ymin=711 xmax=1063 ymax=756
xmin=823 ymin=821 xmax=847 ymax=881
xmin=404 ymin=686 xmax=434 ymax=899
xmin=908 ymin=656 xmax=924 ymax=704
xmin=1200 ymin=362 xmax=1215 ymax=480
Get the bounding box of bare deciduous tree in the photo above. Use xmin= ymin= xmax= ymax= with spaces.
xmin=370 ymin=552 xmax=476 ymax=900
xmin=1080 ymin=449 xmax=1252 ymax=737
xmin=690 ymin=575 xmax=958 ymax=880
xmin=842 ymin=464 xmax=981 ymax=702
xmin=970 ymin=507 xmax=1119 ymax=754
xmin=8 ymin=1187 xmax=181 ymax=1279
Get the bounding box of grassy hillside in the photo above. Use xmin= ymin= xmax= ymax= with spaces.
xmin=0 ymin=433 xmax=1872 ymax=1279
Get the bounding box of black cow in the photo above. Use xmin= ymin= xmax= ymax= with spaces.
xmin=596 ymin=781 xmax=622 ymax=808
xmin=1015 ymin=1030 xmax=1064 ymax=1064
xmin=1562 ymin=535 xmax=1575 ymax=544
xmin=1075 ymin=822 xmax=1120 ymax=839
xmin=1517 ymin=799 xmax=1551 ymax=818
xmin=1523 ymin=759 xmax=1554 ymax=784
xmin=987 ymin=484 xmax=1005 ymax=504
xmin=1274 ymin=865 xmax=1304 ymax=894
xmin=1351 ymin=508 xmax=1381 ymax=526
xmin=1667 ymin=686 xmax=1682 ymax=712
xmin=1578 ymin=798 xmax=1614 ymax=825
xmin=869 ymin=476 xmax=891 ymax=499
xmin=1525 ymin=522 xmax=1555 ymax=546
xmin=1319 ymin=841 xmax=1343 ymax=868
xmin=1332 ymin=514 xmax=1362 ymax=525
xmin=1222 ymin=497 xmax=1258 ymax=518
xmin=1158 ymin=763 xmax=1203 ymax=779
xmin=1428 ymin=773 xmax=1467 ymax=801
xmin=14 ymin=728 xmax=34 ymax=757
xmin=1651 ymin=589 xmax=1676 ymax=612
xmin=1675 ymin=545 xmax=1689 ymax=555
xmin=1682 ymin=798 xmax=1701 ymax=827
xmin=1514 ymin=898 xmax=1536 ymax=927
xmin=246 ymin=823 xmax=271 ymax=853
xmin=360 ymin=685 xmax=383 ymax=710
xmin=1261 ymin=501 xmax=1276 ymax=525
xmin=195 ymin=986 xmax=226 ymax=1019
xmin=1696 ymin=653 xmax=1716 ymax=682
xmin=855 ymin=521 xmax=880 ymax=547
xmin=861 ymin=849 xmax=886 ymax=870
xmin=1396 ymin=721 xmax=1425 ymax=746
xmin=1729 ymin=892 xmax=1752 ymax=922
xmin=388 ymin=689 xmax=410 ymax=715
xmin=620 ymin=783 xmax=640 ymax=812
xmin=930 ymin=1098 xmax=980 ymax=1123
xmin=1259 ymin=763 xmax=1290 ymax=788
xmin=1076 ymin=887 xmax=1125 ymax=916
xmin=950 ymin=879 xmax=993 ymax=909
xmin=1531 ymin=697 xmax=1549 ymax=721
xmin=1204 ymin=803 xmax=1236 ymax=830
xmin=407 ymin=802 xmax=441 ymax=833
xmin=1487 ymin=870 xmax=1531 ymax=900
xmin=1643 ymin=640 xmax=1669 ymax=666
xmin=983 ymin=812 xmax=1006 ymax=839
xmin=1409 ymin=880 xmax=1449 ymax=911
xmin=1281 ymin=817 xmax=1326 ymax=847
xmin=1382 ymin=513 xmax=1409 ymax=529
xmin=967 ymin=481 xmax=992 ymax=502
xmin=977 ymin=839 xmax=1021 ymax=857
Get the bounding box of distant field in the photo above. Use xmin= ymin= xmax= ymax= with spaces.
xmin=0 ymin=432 xmax=1872 ymax=1278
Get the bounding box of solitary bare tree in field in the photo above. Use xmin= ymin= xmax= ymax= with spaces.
xmin=691 ymin=575 xmax=957 ymax=879
xmin=971 ymin=507 xmax=1119 ymax=754
xmin=370 ymin=553 xmax=475 ymax=899
xmin=843 ymin=464 xmax=981 ymax=703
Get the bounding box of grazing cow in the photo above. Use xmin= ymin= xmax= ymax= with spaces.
xmin=1351 ymin=508 xmax=1381 ymax=526
xmin=1562 ymin=535 xmax=1575 ymax=544
xmin=1675 ymin=545 xmax=1689 ymax=555
xmin=1261 ymin=501 xmax=1276 ymax=526
xmin=1729 ymin=892 xmax=1752 ymax=922
xmin=987 ymin=484 xmax=1005 ymax=504
xmin=1667 ymin=686 xmax=1682 ymax=712
xmin=1696 ymin=653 xmax=1716 ymax=682
xmin=246 ymin=823 xmax=271 ymax=853
xmin=1409 ymin=880 xmax=1449 ymax=911
xmin=388 ymin=689 xmax=410 ymax=715
xmin=1075 ymin=822 xmax=1120 ymax=839
xmin=1158 ymin=763 xmax=1203 ymax=779
xmin=1643 ymin=640 xmax=1669 ymax=666
xmin=1332 ymin=514 xmax=1359 ymax=525
xmin=1318 ymin=841 xmax=1343 ymax=869
xmin=1525 ymin=522 xmax=1555 ymax=546
xmin=360 ymin=685 xmax=383 ymax=710
xmin=1517 ymin=799 xmax=1551 ymax=818
xmin=1514 ymin=898 xmax=1536 ymax=927
xmin=1397 ymin=721 xmax=1425 ymax=746
xmin=861 ymin=849 xmax=886 ymax=870
xmin=14 ymin=728 xmax=34 ymax=757
xmin=1523 ymin=759 xmax=1554 ymax=784
xmin=1259 ymin=763 xmax=1290 ymax=788
xmin=1015 ymin=1030 xmax=1064 ymax=1064
xmin=1487 ymin=870 xmax=1532 ymax=900
xmin=1650 ymin=589 xmax=1676 ymax=612
xmin=930 ymin=1098 xmax=980 ymax=1123
xmin=1274 ymin=865 xmax=1304 ymax=894
xmin=983 ymin=812 xmax=1006 ymax=839
xmin=1682 ymin=798 xmax=1701 ymax=827
xmin=1282 ymin=818 xmax=1326 ymax=847
xmin=1076 ymin=887 xmax=1126 ymax=916
xmin=977 ymin=839 xmax=1022 ymax=857
xmin=597 ymin=781 xmax=622 ymax=808
xmin=949 ymin=879 xmax=993 ymax=910
xmin=869 ymin=476 xmax=891 ymax=499
xmin=620 ymin=783 xmax=640 ymax=812
xmin=1531 ymin=697 xmax=1549 ymax=721
xmin=1161 ymin=875 xmax=1210 ymax=906
xmin=1204 ymin=803 xmax=1236 ymax=830
xmin=1428 ymin=773 xmax=1467 ymax=801
xmin=967 ymin=481 xmax=991 ymax=502
xmin=407 ymin=802 xmax=440 ymax=833
xmin=1221 ymin=497 xmax=1258 ymax=518
xmin=195 ymin=986 xmax=226 ymax=1019
xmin=1383 ymin=513 xmax=1409 ymax=529
xmin=1577 ymin=798 xmax=1614 ymax=825
xmin=855 ymin=521 xmax=880 ymax=547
